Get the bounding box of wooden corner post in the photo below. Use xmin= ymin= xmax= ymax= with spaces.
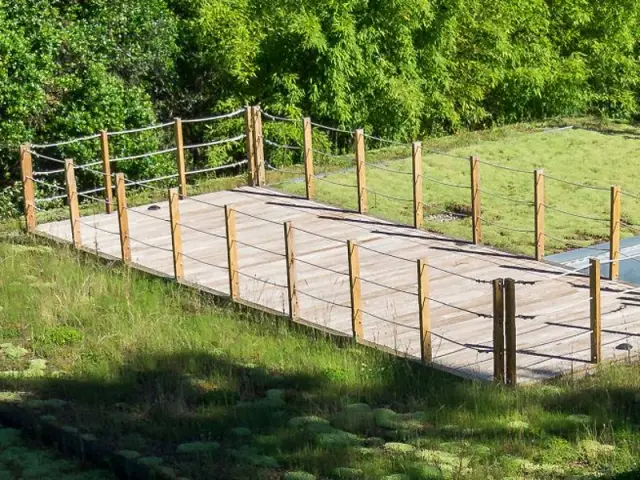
xmin=100 ymin=131 xmax=113 ymax=214
xmin=412 ymin=142 xmax=423 ymax=229
xmin=64 ymin=160 xmax=82 ymax=249
xmin=174 ymin=118 xmax=187 ymax=198
xmin=492 ymin=278 xmax=505 ymax=384
xmin=504 ymin=278 xmax=517 ymax=386
xmin=169 ymin=188 xmax=184 ymax=281
xmin=610 ymin=185 xmax=621 ymax=280
xmin=115 ymin=173 xmax=131 ymax=264
xmin=417 ymin=258 xmax=431 ymax=362
xmin=470 ymin=156 xmax=482 ymax=244
xmin=284 ymin=222 xmax=299 ymax=320
xmin=590 ymin=258 xmax=602 ymax=364
xmin=20 ymin=144 xmax=36 ymax=233
xmin=252 ymin=107 xmax=265 ymax=186
xmin=534 ymin=169 xmax=545 ymax=261
xmin=244 ymin=106 xmax=256 ymax=186
xmin=347 ymin=240 xmax=363 ymax=340
xmin=355 ymin=129 xmax=367 ymax=214
xmin=303 ymin=117 xmax=315 ymax=199
xmin=225 ymin=205 xmax=240 ymax=300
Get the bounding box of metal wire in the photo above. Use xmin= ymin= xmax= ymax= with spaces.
xmin=297 ymin=289 xmax=351 ymax=309
xmin=264 ymin=139 xmax=302 ymax=151
xmin=78 ymin=219 xmax=120 ymax=237
xmin=310 ymin=122 xmax=351 ymax=134
xmin=544 ymin=204 xmax=609 ymax=223
xmin=545 ymin=175 xmax=610 ymax=192
xmin=292 ymin=226 xmax=344 ymax=246
xmin=183 ymin=135 xmax=246 ymax=151
xmin=107 ymin=121 xmax=174 ymax=137
xmin=31 ymin=133 xmax=101 ymax=149
xmin=111 ymin=147 xmax=178 ymax=163
xmin=295 ymin=257 xmax=348 ymax=277
xmin=181 ymin=253 xmax=228 ymax=271
xmin=361 ymin=309 xmax=420 ymax=331
xmin=362 ymin=134 xmax=411 ymax=147
xmin=235 ymin=239 xmax=284 ymax=258
xmin=181 ymin=108 xmax=246 ymax=124
xmin=237 ymin=271 xmax=288 ymax=289
xmin=479 ymin=217 xmax=535 ymax=234
xmin=367 ymin=162 xmax=412 ymax=175
xmin=126 ymin=208 xmax=171 ymax=223
xmin=366 ymin=189 xmax=413 ymax=204
xmin=358 ymin=277 xmax=417 ymax=296
xmin=423 ymin=175 xmax=469 ymax=189
xmin=478 ymin=159 xmax=532 ymax=174
xmin=480 ymin=189 xmax=534 ymax=206
xmin=178 ymin=222 xmax=227 ymax=240
xmin=314 ymin=175 xmax=357 ymax=189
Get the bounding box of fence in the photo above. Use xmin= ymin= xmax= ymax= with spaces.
xmin=18 ymin=106 xmax=640 ymax=384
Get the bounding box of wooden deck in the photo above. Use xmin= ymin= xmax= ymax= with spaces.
xmin=37 ymin=186 xmax=640 ymax=383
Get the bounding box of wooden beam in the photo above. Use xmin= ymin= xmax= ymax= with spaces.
xmin=284 ymin=222 xmax=299 ymax=320
xmin=175 ymin=118 xmax=187 ymax=198
xmin=169 ymin=188 xmax=184 ymax=281
xmin=253 ymin=107 xmax=265 ymax=186
xmin=492 ymin=278 xmax=505 ymax=384
xmin=64 ymin=159 xmax=82 ymax=249
xmin=412 ymin=141 xmax=423 ymax=229
xmin=100 ymin=131 xmax=113 ymax=214
xmin=19 ymin=144 xmax=36 ymax=233
xmin=115 ymin=173 xmax=131 ymax=264
xmin=347 ymin=240 xmax=363 ymax=340
xmin=504 ymin=277 xmax=517 ymax=386
xmin=225 ymin=205 xmax=240 ymax=300
xmin=303 ymin=117 xmax=315 ymax=199
xmin=610 ymin=185 xmax=621 ymax=280
xmin=355 ymin=129 xmax=367 ymax=214
xmin=470 ymin=156 xmax=482 ymax=244
xmin=244 ymin=106 xmax=256 ymax=186
xmin=534 ymin=169 xmax=545 ymax=261
xmin=590 ymin=258 xmax=602 ymax=364
xmin=417 ymin=257 xmax=431 ymax=362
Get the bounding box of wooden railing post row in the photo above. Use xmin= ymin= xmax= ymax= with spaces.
xmin=417 ymin=257 xmax=431 ymax=362
xmin=534 ymin=169 xmax=545 ymax=261
xmin=303 ymin=117 xmax=315 ymax=199
xmin=284 ymin=222 xmax=299 ymax=320
xmin=64 ymin=159 xmax=82 ymax=249
xmin=115 ymin=173 xmax=131 ymax=264
xmin=225 ymin=205 xmax=240 ymax=300
xmin=610 ymin=185 xmax=621 ymax=280
xmin=590 ymin=258 xmax=602 ymax=364
xmin=19 ymin=144 xmax=37 ymax=233
xmin=100 ymin=131 xmax=114 ymax=214
xmin=492 ymin=278 xmax=505 ymax=384
xmin=169 ymin=188 xmax=184 ymax=281
xmin=354 ymin=129 xmax=367 ymax=214
xmin=244 ymin=106 xmax=257 ymax=186
xmin=174 ymin=117 xmax=187 ymax=198
xmin=252 ymin=107 xmax=266 ymax=186
xmin=470 ymin=156 xmax=482 ymax=244
xmin=412 ymin=141 xmax=423 ymax=229
xmin=504 ymin=277 xmax=517 ymax=386
xmin=347 ymin=240 xmax=363 ymax=340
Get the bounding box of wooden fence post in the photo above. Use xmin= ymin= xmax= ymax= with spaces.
xmin=100 ymin=131 xmax=113 ymax=214
xmin=417 ymin=258 xmax=431 ymax=362
xmin=303 ymin=117 xmax=315 ymax=200
xmin=115 ymin=173 xmax=131 ymax=264
xmin=284 ymin=222 xmax=299 ymax=320
xmin=470 ymin=156 xmax=482 ymax=244
xmin=20 ymin=144 xmax=36 ymax=233
xmin=245 ymin=106 xmax=256 ymax=186
xmin=225 ymin=205 xmax=240 ymax=300
xmin=64 ymin=159 xmax=82 ymax=249
xmin=492 ymin=278 xmax=505 ymax=384
xmin=534 ymin=169 xmax=545 ymax=261
xmin=175 ymin=117 xmax=187 ymax=198
xmin=347 ymin=240 xmax=363 ymax=340
xmin=590 ymin=258 xmax=602 ymax=364
xmin=355 ymin=129 xmax=367 ymax=214
xmin=413 ymin=142 xmax=423 ymax=229
xmin=253 ymin=107 xmax=266 ymax=186
xmin=610 ymin=185 xmax=621 ymax=281
xmin=169 ymin=188 xmax=184 ymax=281
xmin=504 ymin=278 xmax=517 ymax=386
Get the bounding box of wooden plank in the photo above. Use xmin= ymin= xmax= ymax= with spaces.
xmin=245 ymin=106 xmax=256 ymax=186
xmin=64 ymin=159 xmax=82 ymax=249
xmin=175 ymin=118 xmax=187 ymax=198
xmin=20 ymin=144 xmax=36 ymax=233
xmin=504 ymin=278 xmax=516 ymax=386
xmin=492 ymin=278 xmax=505 ymax=384
xmin=534 ymin=169 xmax=544 ymax=261
xmin=609 ymin=186 xmax=621 ymax=280
xmin=100 ymin=131 xmax=113 ymax=214
xmin=417 ymin=257 xmax=431 ymax=362
xmin=590 ymin=258 xmax=601 ymax=364
xmin=355 ymin=129 xmax=367 ymax=214
xmin=412 ymin=142 xmax=423 ymax=229
xmin=169 ymin=188 xmax=184 ymax=281
xmin=303 ymin=117 xmax=315 ymax=199
xmin=348 ymin=240 xmax=363 ymax=340
xmin=115 ymin=173 xmax=131 ymax=264
xmin=225 ymin=205 xmax=240 ymax=299
xmin=284 ymin=221 xmax=299 ymax=320
xmin=470 ymin=156 xmax=482 ymax=244
xmin=253 ymin=107 xmax=266 ymax=186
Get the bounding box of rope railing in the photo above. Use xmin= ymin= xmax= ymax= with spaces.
xmin=544 ymin=204 xmax=609 ymax=223
xmin=545 ymin=174 xmax=610 ymax=192
xmin=183 ymin=134 xmax=246 ymax=151
xmin=366 ymin=189 xmax=413 ymax=204
xmin=186 ymin=159 xmax=248 ymax=177
xmin=310 ymin=121 xmax=352 ymax=134
xmin=361 ymin=309 xmax=420 ymax=331
xmin=31 ymin=133 xmax=101 ymax=149
xmin=111 ymin=147 xmax=178 ymax=163
xmin=362 ymin=133 xmax=412 ymax=148
xmin=181 ymin=108 xmax=246 ymax=124
xmin=297 ymin=289 xmax=351 ymax=309
xmin=480 ymin=188 xmax=534 ymax=206
xmin=480 ymin=217 xmax=535 ymax=234
xmin=107 ymin=121 xmax=174 ymax=138
xmin=366 ymin=162 xmax=412 ymax=175
xmin=477 ymin=159 xmax=532 ymax=174
xmin=422 ymin=175 xmax=469 ymax=190
xmin=262 ymin=111 xmax=299 ymax=123
xmin=313 ymin=175 xmax=358 ymax=189
xmin=266 ymin=162 xmax=302 ymax=176
xmin=264 ymin=139 xmax=302 ymax=151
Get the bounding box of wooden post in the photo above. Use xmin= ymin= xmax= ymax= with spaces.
xmin=355 ymin=129 xmax=367 ymax=214
xmin=169 ymin=188 xmax=184 ymax=281
xmin=534 ymin=169 xmax=545 ymax=261
xmin=470 ymin=156 xmax=482 ymax=244
xmin=225 ymin=205 xmax=240 ymax=300
xmin=284 ymin=222 xmax=299 ymax=320
xmin=64 ymin=160 xmax=82 ymax=249
xmin=244 ymin=106 xmax=256 ymax=186
xmin=175 ymin=118 xmax=187 ymax=198
xmin=412 ymin=142 xmax=423 ymax=229
xmin=20 ymin=144 xmax=36 ymax=233
xmin=252 ymin=107 xmax=265 ymax=186
xmin=417 ymin=258 xmax=431 ymax=362
xmin=115 ymin=173 xmax=131 ymax=264
xmin=504 ymin=278 xmax=517 ymax=386
xmin=100 ymin=131 xmax=113 ymax=214
xmin=303 ymin=117 xmax=315 ymax=199
xmin=347 ymin=240 xmax=363 ymax=340
xmin=610 ymin=185 xmax=621 ymax=281
xmin=492 ymin=278 xmax=505 ymax=384
xmin=590 ymin=258 xmax=602 ymax=364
